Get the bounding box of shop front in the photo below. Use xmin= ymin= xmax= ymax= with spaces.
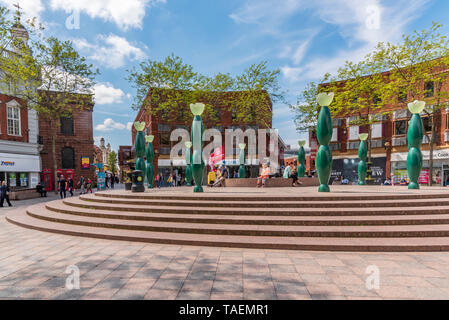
xmin=0 ymin=152 xmax=41 ymax=189
xmin=391 ymin=150 xmax=449 ymax=185
xmin=331 ymin=156 xmax=387 ymax=185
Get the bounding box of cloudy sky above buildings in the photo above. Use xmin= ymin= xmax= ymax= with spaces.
xmin=1 ymin=0 xmax=448 ymax=151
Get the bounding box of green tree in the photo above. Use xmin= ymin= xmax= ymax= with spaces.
xmin=372 ymin=22 xmax=449 ymax=185
xmin=108 ymin=150 xmax=118 ymax=174
xmin=7 ymin=36 xmax=99 ymax=192
xmin=126 ymin=54 xmax=283 ymax=128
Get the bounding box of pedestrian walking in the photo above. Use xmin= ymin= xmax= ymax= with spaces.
xmin=58 ymin=175 xmax=67 ymax=199
xmin=79 ymin=176 xmax=86 ymax=194
xmin=111 ymin=173 xmax=115 ymax=189
xmin=0 ymin=181 xmax=12 ymax=207
xmin=86 ymin=178 xmax=93 ymax=193
xmin=68 ymin=176 xmax=74 ymax=197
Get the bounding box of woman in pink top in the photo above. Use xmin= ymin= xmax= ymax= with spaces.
xmin=257 ymin=163 xmax=271 ymax=188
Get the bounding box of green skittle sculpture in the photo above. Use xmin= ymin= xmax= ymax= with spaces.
xmin=190 ymin=103 xmax=205 ymax=193
xmin=185 ymin=141 xmax=193 ymax=186
xmin=297 ymin=140 xmax=306 ymax=178
xmin=358 ymin=133 xmax=368 ymax=185
xmin=145 ymin=135 xmax=155 ymax=189
xmin=316 ymin=92 xmax=334 ymax=192
xmin=407 ymin=100 xmax=425 ymax=190
xmin=238 ymin=143 xmax=246 ymax=179
xmin=134 ymin=121 xmax=146 ymax=175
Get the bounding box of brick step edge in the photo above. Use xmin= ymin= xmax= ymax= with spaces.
xmin=63 ymin=198 xmax=449 ymax=216
xmin=45 ymin=202 xmax=449 ymax=226
xmin=7 ymin=208 xmax=449 ymax=252
xmin=26 ymin=205 xmax=449 ymax=238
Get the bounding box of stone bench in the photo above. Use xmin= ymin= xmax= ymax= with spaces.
xmin=9 ymin=189 xmax=42 ymax=200
xmin=223 ymin=177 xmax=320 ymax=188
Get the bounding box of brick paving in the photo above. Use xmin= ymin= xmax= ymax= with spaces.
xmin=1 ymin=186 xmax=449 ymax=300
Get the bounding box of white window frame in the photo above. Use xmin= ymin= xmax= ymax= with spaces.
xmin=6 ymin=100 xmax=21 ymax=137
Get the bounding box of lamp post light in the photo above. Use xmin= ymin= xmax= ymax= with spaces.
xmin=145 ymin=135 xmax=155 ymax=189
xmin=132 ymin=121 xmax=146 ymax=193
xmin=297 ymin=140 xmax=306 ymax=178
xmin=358 ymin=133 xmax=368 ymax=185
xmin=316 ymin=92 xmax=335 ymax=192
xmin=185 ymin=141 xmax=193 ymax=186
xmin=190 ymin=103 xmax=205 ymax=193
xmin=407 ymin=100 xmax=426 ymax=190
xmin=239 ymin=143 xmax=246 ymax=179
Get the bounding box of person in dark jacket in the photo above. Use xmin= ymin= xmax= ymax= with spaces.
xmin=58 ymin=175 xmax=67 ymax=199
xmin=0 ymin=181 xmax=12 ymax=207
xmin=68 ymin=177 xmax=74 ymax=197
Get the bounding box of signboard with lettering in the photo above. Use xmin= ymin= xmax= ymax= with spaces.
xmin=81 ymin=157 xmax=90 ymax=169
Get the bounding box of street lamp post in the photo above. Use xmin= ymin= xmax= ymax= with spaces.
xmin=145 ymin=135 xmax=155 ymax=189
xmin=316 ymin=92 xmax=335 ymax=192
xmin=407 ymin=100 xmax=425 ymax=190
xmin=185 ymin=141 xmax=193 ymax=186
xmin=190 ymin=103 xmax=205 ymax=193
xmin=239 ymin=143 xmax=246 ymax=179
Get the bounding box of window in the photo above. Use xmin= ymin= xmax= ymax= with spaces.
xmin=348 ymin=126 xmax=359 ymax=140
xmin=7 ymin=105 xmax=20 ymax=136
xmin=425 ymin=81 xmax=434 ymax=98
xmin=60 ymin=116 xmax=74 ymax=134
xmin=394 ymin=120 xmax=407 ymax=135
xmin=422 ymin=116 xmax=433 ymax=132
xmin=371 ymin=123 xmax=383 ymax=139
xmin=159 ymin=133 xmax=171 ymax=146
xmin=398 ymin=88 xmax=408 ymax=103
xmin=331 ymin=128 xmax=338 ymax=142
xmin=61 ymin=147 xmax=75 ymax=169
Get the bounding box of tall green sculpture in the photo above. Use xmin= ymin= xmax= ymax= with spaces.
xmin=358 ymin=133 xmax=368 ymax=185
xmin=407 ymin=100 xmax=425 ymax=190
xmin=238 ymin=143 xmax=246 ymax=179
xmin=185 ymin=141 xmax=193 ymax=186
xmin=134 ymin=122 xmax=146 ymax=174
xmin=190 ymin=103 xmax=205 ymax=193
xmin=145 ymin=135 xmax=155 ymax=189
xmin=316 ymin=92 xmax=334 ymax=192
xmin=297 ymin=140 xmax=306 ymax=178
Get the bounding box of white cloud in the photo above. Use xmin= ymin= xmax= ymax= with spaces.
xmin=73 ymin=34 xmax=147 ymax=69
xmin=94 ymin=82 xmax=125 ymax=105
xmin=49 ymin=0 xmax=166 ymax=31
xmin=95 ymin=118 xmax=127 ymax=132
xmin=126 ymin=122 xmax=133 ymax=131
xmin=280 ymin=66 xmax=303 ymax=83
xmin=0 ymin=0 xmax=45 ymax=22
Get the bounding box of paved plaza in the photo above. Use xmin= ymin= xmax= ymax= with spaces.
xmin=2 ymin=187 xmax=449 ymax=300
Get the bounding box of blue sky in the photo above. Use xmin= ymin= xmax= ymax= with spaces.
xmin=2 ymin=0 xmax=449 ymax=151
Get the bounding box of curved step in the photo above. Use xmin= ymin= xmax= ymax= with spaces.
xmin=25 ymin=204 xmax=449 ymax=238
xmin=7 ymin=208 xmax=449 ymax=252
xmin=93 ymin=189 xmax=449 ymax=201
xmin=64 ymin=197 xmax=449 ymax=216
xmin=79 ymin=193 xmax=449 ymax=208
xmin=45 ymin=200 xmax=449 ymax=226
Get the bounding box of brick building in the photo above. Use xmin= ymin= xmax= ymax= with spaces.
xmin=132 ymin=88 xmax=286 ymax=181
xmin=0 ymin=93 xmax=41 ymax=189
xmin=39 ymin=94 xmax=96 ymax=191
xmin=311 ymin=67 xmax=449 ymax=185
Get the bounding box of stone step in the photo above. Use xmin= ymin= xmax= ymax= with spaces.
xmin=64 ymin=197 xmax=449 ymax=216
xmin=94 ymin=189 xmax=449 ymax=201
xmin=7 ymin=207 xmax=449 ymax=252
xmin=25 ymin=204 xmax=449 ymax=238
xmin=79 ymin=193 xmax=449 ymax=208
xmin=45 ymin=201 xmax=449 ymax=226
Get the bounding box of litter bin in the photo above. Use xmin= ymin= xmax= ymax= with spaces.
xmin=132 ymin=170 xmax=145 ymax=192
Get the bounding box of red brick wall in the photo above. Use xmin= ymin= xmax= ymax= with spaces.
xmin=39 ymin=107 xmax=95 ymax=189
xmin=0 ymin=94 xmax=29 ymax=143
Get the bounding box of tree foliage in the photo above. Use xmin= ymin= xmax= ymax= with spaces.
xmin=108 ymin=150 xmax=118 ymax=174
xmin=126 ymin=54 xmax=283 ymax=128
